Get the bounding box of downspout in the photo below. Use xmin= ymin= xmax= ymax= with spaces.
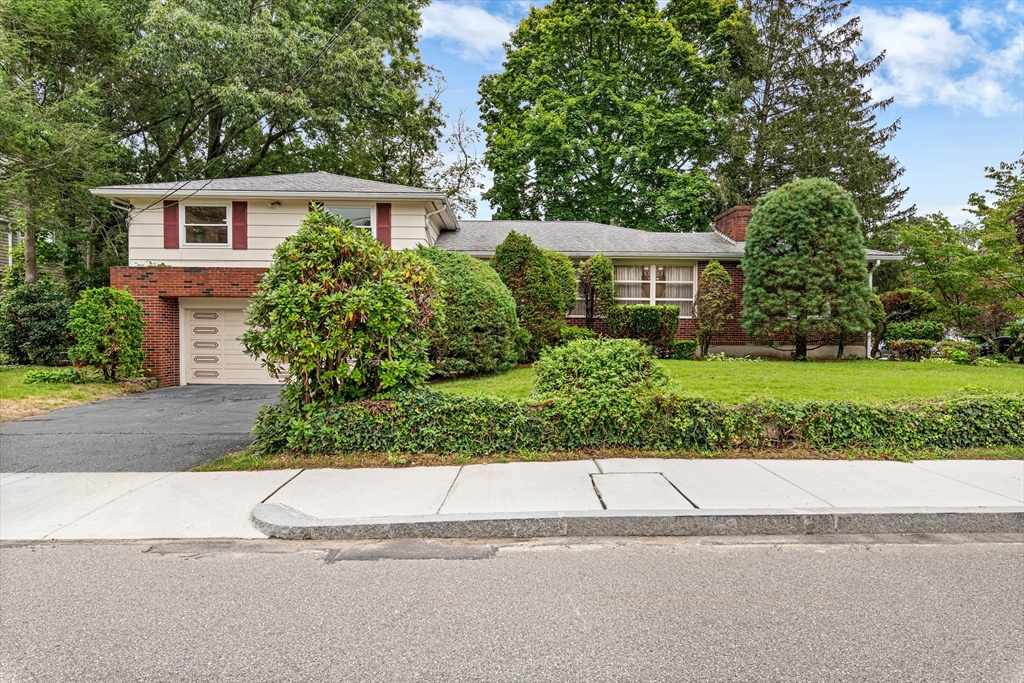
xmin=867 ymin=259 xmax=880 ymax=359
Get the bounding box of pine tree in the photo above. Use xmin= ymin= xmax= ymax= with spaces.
xmin=740 ymin=178 xmax=872 ymax=359
xmin=704 ymin=0 xmax=910 ymax=242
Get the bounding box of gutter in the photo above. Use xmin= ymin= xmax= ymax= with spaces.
xmin=89 ymin=189 xmax=450 ymax=202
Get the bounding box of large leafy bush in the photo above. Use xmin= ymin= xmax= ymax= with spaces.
xmin=242 ymin=209 xmax=442 ymax=406
xmin=880 ymin=288 xmax=938 ymax=323
xmin=886 ymin=320 xmax=944 ymax=342
xmin=693 ymin=260 xmax=736 ymax=357
xmin=417 ymin=247 xmax=521 ymax=377
xmin=607 ymin=304 xmax=679 ymax=348
xmin=533 ymin=338 xmax=668 ymax=398
xmin=0 ymin=279 xmax=72 ymax=365
xmin=489 ymin=231 xmax=565 ymax=361
xmin=67 ymin=287 xmax=144 ymax=380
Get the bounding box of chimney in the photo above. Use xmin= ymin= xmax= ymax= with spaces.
xmin=713 ymin=206 xmax=753 ymax=243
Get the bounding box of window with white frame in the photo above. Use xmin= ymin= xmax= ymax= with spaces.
xmin=183 ymin=205 xmax=228 ymax=245
xmin=614 ymin=264 xmax=696 ymax=317
xmin=328 ymin=207 xmax=373 ymax=230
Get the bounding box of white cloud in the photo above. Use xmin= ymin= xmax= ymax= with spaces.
xmin=858 ymin=6 xmax=1024 ymax=117
xmin=420 ymin=2 xmax=516 ymax=62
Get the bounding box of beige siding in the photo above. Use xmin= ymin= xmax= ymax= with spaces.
xmin=128 ymin=197 xmax=432 ymax=267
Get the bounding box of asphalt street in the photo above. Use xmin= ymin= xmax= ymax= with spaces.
xmin=0 ymin=385 xmax=281 ymax=472
xmin=1 ymin=534 xmax=1022 ymax=682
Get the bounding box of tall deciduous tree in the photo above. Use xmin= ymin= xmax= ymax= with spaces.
xmin=740 ymin=178 xmax=872 ymax=359
xmin=707 ymin=0 xmax=909 ymax=240
xmin=968 ymin=159 xmax=1024 ymax=320
xmin=479 ymin=0 xmax=753 ymax=232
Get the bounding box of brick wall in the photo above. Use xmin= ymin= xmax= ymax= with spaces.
xmin=110 ymin=266 xmax=266 ymax=386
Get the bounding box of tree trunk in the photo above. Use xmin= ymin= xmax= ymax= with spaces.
xmin=699 ymin=332 xmax=711 ymax=358
xmin=23 ymin=216 xmax=37 ymax=285
xmin=794 ymin=332 xmax=807 ymax=361
xmin=836 ymin=332 xmax=845 ymax=359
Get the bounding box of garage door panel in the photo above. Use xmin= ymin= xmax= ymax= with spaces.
xmin=183 ymin=302 xmax=279 ymax=385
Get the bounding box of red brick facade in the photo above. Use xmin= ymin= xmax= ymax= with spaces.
xmin=713 ymin=206 xmax=753 ymax=242
xmin=110 ymin=267 xmax=266 ymax=386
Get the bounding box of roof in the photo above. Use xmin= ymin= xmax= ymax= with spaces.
xmin=92 ymin=171 xmax=445 ymax=198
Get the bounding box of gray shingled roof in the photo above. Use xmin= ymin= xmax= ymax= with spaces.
xmin=93 ymin=171 xmax=443 ymax=196
xmin=437 ymin=220 xmax=746 ymax=258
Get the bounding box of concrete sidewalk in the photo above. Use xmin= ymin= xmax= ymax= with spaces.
xmin=2 ymin=459 xmax=1022 ymax=540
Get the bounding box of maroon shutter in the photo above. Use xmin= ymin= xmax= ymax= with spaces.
xmin=232 ymin=201 xmax=248 ymax=250
xmin=163 ymin=201 xmax=179 ymax=249
xmin=376 ymin=203 xmax=391 ymax=247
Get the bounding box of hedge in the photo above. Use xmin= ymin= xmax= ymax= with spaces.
xmin=252 ymin=390 xmax=1024 ymax=456
xmin=886 ymin=320 xmax=944 ymax=342
xmin=607 ymin=304 xmax=679 ymax=348
xmin=669 ymin=340 xmax=697 ymax=360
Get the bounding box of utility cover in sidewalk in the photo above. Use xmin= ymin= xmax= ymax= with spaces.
xmin=592 ymin=473 xmax=694 ymax=510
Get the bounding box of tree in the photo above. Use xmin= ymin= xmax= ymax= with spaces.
xmin=879 ymin=288 xmax=938 ymax=323
xmin=709 ymin=0 xmax=909 ymax=239
xmin=67 ymin=287 xmax=144 ymax=380
xmin=0 ymin=278 xmax=73 ymax=365
xmin=489 ymin=231 xmax=566 ymax=361
xmin=544 ymin=250 xmax=578 ymax=314
xmin=968 ymin=159 xmax=1024 ymax=319
xmin=416 ymin=247 xmax=521 ymax=377
xmin=242 ymin=210 xmax=442 ymax=406
xmin=479 ymin=0 xmax=753 ymax=232
xmin=693 ymin=260 xmax=736 ymax=356
xmin=740 ymin=178 xmax=872 ymax=359
xmin=577 ymin=253 xmax=616 ymax=330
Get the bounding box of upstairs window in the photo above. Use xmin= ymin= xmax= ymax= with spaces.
xmin=183 ymin=205 xmax=228 ymax=245
xmin=329 ymin=207 xmax=372 ymax=229
xmin=614 ymin=264 xmax=696 ymax=317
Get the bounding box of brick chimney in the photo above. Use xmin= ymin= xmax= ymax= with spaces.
xmin=713 ymin=206 xmax=753 ymax=243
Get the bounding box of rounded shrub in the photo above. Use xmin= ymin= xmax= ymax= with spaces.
xmin=67 ymin=287 xmax=144 ymax=380
xmin=532 ymin=337 xmax=669 ymax=398
xmin=559 ymin=325 xmax=595 ymax=344
xmin=417 ymin=247 xmax=521 ymax=377
xmin=880 ymin=288 xmax=938 ymax=323
xmin=0 ymin=279 xmax=73 ymax=366
xmin=886 ymin=320 xmax=944 ymax=342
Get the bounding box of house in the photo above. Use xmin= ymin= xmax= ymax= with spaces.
xmin=92 ymin=172 xmax=901 ymax=386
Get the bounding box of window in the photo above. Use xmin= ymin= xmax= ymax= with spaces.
xmin=183 ymin=205 xmax=228 ymax=245
xmin=328 ymin=207 xmax=372 ymax=229
xmin=614 ymin=264 xmax=696 ymax=317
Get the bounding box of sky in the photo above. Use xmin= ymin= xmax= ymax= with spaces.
xmin=416 ymin=0 xmax=1024 ymax=221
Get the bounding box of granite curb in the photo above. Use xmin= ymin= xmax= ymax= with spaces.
xmin=250 ymin=503 xmax=1024 ymax=540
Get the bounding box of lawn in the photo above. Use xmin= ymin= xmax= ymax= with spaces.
xmin=0 ymin=366 xmax=149 ymax=421
xmin=432 ymin=360 xmax=1024 ymax=404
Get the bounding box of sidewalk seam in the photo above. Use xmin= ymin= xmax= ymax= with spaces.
xmin=658 ymin=473 xmax=700 ymax=509
xmin=260 ymin=469 xmax=305 ymax=504
xmin=435 ymin=466 xmax=463 ymax=515
xmin=750 ymin=460 xmax=834 ymax=507
xmin=909 ymin=463 xmax=1024 ymax=504
xmin=40 ymin=472 xmax=176 ymax=540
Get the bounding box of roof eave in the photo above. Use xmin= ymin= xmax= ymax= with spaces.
xmin=89 ymin=188 xmax=449 ymax=202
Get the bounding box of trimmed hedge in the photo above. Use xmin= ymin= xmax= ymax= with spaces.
xmin=252 ymin=390 xmax=1024 ymax=455
xmin=886 ymin=320 xmax=944 ymax=342
xmin=559 ymin=326 xmax=595 ymax=344
xmin=607 ymin=304 xmax=679 ymax=348
xmin=669 ymin=340 xmax=697 ymax=360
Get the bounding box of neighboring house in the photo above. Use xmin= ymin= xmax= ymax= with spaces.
xmin=92 ymin=172 xmax=900 ymax=386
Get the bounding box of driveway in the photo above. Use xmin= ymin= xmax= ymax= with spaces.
xmin=0 ymin=385 xmax=281 ymax=473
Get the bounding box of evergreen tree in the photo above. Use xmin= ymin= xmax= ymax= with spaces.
xmin=577 ymin=253 xmax=616 ymax=330
xmin=693 ymin=260 xmax=736 ymax=356
xmin=740 ymin=178 xmax=872 ymax=359
xmin=704 ymin=0 xmax=909 ymax=240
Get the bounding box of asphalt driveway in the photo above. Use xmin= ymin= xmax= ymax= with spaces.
xmin=0 ymin=385 xmax=281 ymax=472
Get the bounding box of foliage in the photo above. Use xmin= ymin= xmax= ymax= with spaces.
xmin=252 ymin=388 xmax=1024 ymax=455
xmin=23 ymin=367 xmax=85 ymax=384
xmin=559 ymin=326 xmax=596 ymax=344
xmin=708 ymin=0 xmax=909 ymax=236
xmin=576 ymin=253 xmax=616 ymax=329
xmin=880 ymin=288 xmax=938 ymax=323
xmin=1001 ymin=319 xmax=1024 ymax=362
xmin=669 ymin=339 xmax=698 ymax=360
xmin=702 ymin=352 xmax=763 ymax=362
xmin=885 ymin=321 xmax=944 ymax=343
xmin=740 ymin=178 xmax=873 ymax=358
xmin=0 ymin=279 xmax=73 ymax=365
xmin=544 ymin=250 xmax=578 ymax=314
xmin=887 ymin=340 xmax=933 ymax=362
xmin=607 ymin=305 xmax=680 ymax=348
xmin=693 ymin=260 xmax=736 ymax=356
xmin=532 ymin=338 xmax=669 ymax=398
xmin=480 ymin=0 xmax=752 ymax=231
xmin=66 ymin=287 xmax=144 ymax=380
xmin=242 ymin=210 xmax=442 ymax=406
xmin=935 ymin=341 xmax=980 ymax=365
xmin=967 ymin=159 xmax=1024 ymax=318
xmin=489 ymin=231 xmax=566 ymax=361
xmin=416 ymin=247 xmax=520 ymax=378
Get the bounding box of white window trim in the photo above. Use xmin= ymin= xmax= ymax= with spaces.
xmin=324 ymin=203 xmax=376 ymax=240
xmin=615 ymin=263 xmax=698 ymax=319
xmin=180 ymin=202 xmax=232 ymax=248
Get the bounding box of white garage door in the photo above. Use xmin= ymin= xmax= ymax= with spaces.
xmin=182 ymin=302 xmax=279 ymax=385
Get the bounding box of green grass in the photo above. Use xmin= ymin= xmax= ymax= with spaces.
xmin=432 ymin=360 xmax=1024 ymax=404
xmin=0 ymin=366 xmax=143 ymax=421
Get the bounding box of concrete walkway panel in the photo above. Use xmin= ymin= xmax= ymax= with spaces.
xmin=913 ymin=461 xmax=1024 ymax=503
xmin=0 ymin=473 xmax=169 ymax=540
xmin=0 ymin=472 xmax=39 ymax=486
xmin=266 ymin=467 xmax=461 ymax=519
xmin=592 ymin=473 xmax=693 ymax=510
xmin=756 ymin=461 xmax=1022 ymax=508
xmin=440 ymin=461 xmax=601 ymax=514
xmin=47 ymin=470 xmax=299 ymax=539
xmin=597 ymin=459 xmax=830 ymax=509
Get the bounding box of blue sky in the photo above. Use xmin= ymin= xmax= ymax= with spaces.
xmin=417 ymin=0 xmax=1024 ymax=221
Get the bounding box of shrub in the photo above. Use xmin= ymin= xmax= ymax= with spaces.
xmin=887 ymin=340 xmax=934 ymax=362
xmin=417 ymin=247 xmax=520 ymax=378
xmin=669 ymin=339 xmax=697 ymax=360
xmin=242 ymin=209 xmax=442 ymax=406
xmin=0 ymin=279 xmax=73 ymax=366
xmin=885 ymin=320 xmax=944 ymax=342
xmin=607 ymin=305 xmax=679 ymax=348
xmin=543 ymin=249 xmax=578 ymax=314
xmin=559 ymin=326 xmax=595 ymax=344
xmin=23 ymin=367 xmax=84 ymax=384
xmin=936 ymin=340 xmax=980 ymax=365
xmin=880 ymin=288 xmax=938 ymax=322
xmin=741 ymin=178 xmax=872 ymax=359
xmin=576 ymin=253 xmax=615 ymax=329
xmin=67 ymin=287 xmax=145 ymax=381
xmin=703 ymin=353 xmax=763 ymax=362
xmin=253 ymin=390 xmax=1024 ymax=455
xmin=532 ymin=338 xmax=669 ymax=398
xmin=490 ymin=231 xmax=566 ymax=361
xmin=694 ymin=260 xmax=736 ymax=357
